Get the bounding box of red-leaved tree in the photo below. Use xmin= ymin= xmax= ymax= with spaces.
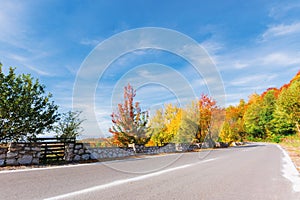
xmin=109 ymin=84 xmax=150 ymax=147
xmin=197 ymin=94 xmax=218 ymax=143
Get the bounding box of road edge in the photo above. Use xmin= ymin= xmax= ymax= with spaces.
xmin=277 ymin=144 xmax=300 ymax=192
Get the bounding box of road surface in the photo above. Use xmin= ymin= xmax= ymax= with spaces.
xmin=1 ymin=143 xmax=299 ymax=200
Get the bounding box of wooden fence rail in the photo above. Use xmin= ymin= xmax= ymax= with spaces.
xmin=33 ymin=137 xmax=76 ymax=164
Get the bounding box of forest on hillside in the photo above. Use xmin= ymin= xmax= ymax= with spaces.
xmin=107 ymin=71 xmax=300 ymax=147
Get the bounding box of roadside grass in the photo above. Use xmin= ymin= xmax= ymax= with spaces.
xmin=280 ymin=134 xmax=300 ymax=172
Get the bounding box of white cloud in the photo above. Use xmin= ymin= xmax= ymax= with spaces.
xmin=201 ymin=40 xmax=224 ymax=55
xmin=234 ymin=61 xmax=248 ymax=69
xmin=230 ymin=74 xmax=277 ymax=86
xmin=5 ymin=53 xmax=53 ymax=76
xmin=80 ymin=38 xmax=102 ymax=46
xmin=269 ymin=2 xmax=300 ymax=19
xmin=262 ymin=22 xmax=300 ymax=40
xmin=262 ymin=52 xmax=300 ymax=66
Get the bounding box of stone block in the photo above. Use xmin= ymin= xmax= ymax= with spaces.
xmin=31 ymin=147 xmax=41 ymax=151
xmin=74 ymin=155 xmax=81 ymax=161
xmin=6 ymin=158 xmax=18 ymax=166
xmin=6 ymin=152 xmax=18 ymax=159
xmin=0 ymin=153 xmax=6 ymax=159
xmin=78 ymin=149 xmax=84 ymax=155
xmin=24 ymin=147 xmax=31 ymax=151
xmin=32 ymin=158 xmax=39 ymax=165
xmin=18 ymin=155 xmax=33 ymax=165
xmin=82 ymin=154 xmax=90 ymax=160
xmin=90 ymin=152 xmax=99 ymax=160
xmin=0 ymin=159 xmax=5 ymax=166
xmin=19 ymin=151 xmax=26 ymax=155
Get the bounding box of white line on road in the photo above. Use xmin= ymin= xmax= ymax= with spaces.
xmin=0 ymin=153 xmax=181 ymax=174
xmin=44 ymin=158 xmax=217 ymax=200
xmin=277 ymin=144 xmax=300 ymax=192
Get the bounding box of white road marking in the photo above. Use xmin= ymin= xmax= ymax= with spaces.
xmin=0 ymin=151 xmax=206 ymax=174
xmin=0 ymin=154 xmax=179 ymax=174
xmin=0 ymin=162 xmax=99 ymax=174
xmin=44 ymin=158 xmax=217 ymax=200
xmin=277 ymin=144 xmax=300 ymax=192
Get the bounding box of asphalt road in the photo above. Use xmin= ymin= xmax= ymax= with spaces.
xmin=1 ymin=143 xmax=300 ymax=200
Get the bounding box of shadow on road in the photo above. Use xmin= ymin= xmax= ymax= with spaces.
xmin=231 ymin=143 xmax=265 ymax=149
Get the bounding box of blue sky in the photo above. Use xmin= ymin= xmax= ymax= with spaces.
xmin=1 ymin=0 xmax=300 ymax=138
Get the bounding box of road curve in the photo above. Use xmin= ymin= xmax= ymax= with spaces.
xmin=1 ymin=143 xmax=299 ymax=200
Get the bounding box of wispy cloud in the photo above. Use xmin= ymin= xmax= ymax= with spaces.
xmin=80 ymin=38 xmax=102 ymax=46
xmin=269 ymin=2 xmax=300 ymax=19
xmin=230 ymin=74 xmax=277 ymax=86
xmin=5 ymin=53 xmax=53 ymax=76
xmin=262 ymin=52 xmax=300 ymax=66
xmin=262 ymin=22 xmax=300 ymax=40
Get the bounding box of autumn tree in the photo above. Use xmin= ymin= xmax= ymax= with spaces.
xmin=109 ymin=84 xmax=150 ymax=146
xmin=220 ymin=99 xmax=246 ymax=143
xmin=196 ymin=94 xmax=217 ymax=143
xmin=149 ymin=104 xmax=182 ymax=146
xmin=0 ymin=64 xmax=59 ymax=142
xmin=148 ymin=108 xmax=167 ymax=146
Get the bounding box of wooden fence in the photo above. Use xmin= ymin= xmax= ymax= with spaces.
xmin=34 ymin=137 xmax=76 ymax=164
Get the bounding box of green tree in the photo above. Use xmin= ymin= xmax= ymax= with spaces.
xmin=175 ymin=101 xmax=200 ymax=143
xmin=0 ymin=65 xmax=59 ymax=142
xmin=259 ymin=89 xmax=277 ymax=137
xmin=55 ymin=111 xmax=84 ymax=139
xmin=244 ymin=93 xmax=265 ymax=138
xmin=273 ymin=78 xmax=300 ymax=136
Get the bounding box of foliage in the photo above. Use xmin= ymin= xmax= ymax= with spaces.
xmin=148 ymin=95 xmax=219 ymax=145
xmin=149 ymin=104 xmax=183 ymax=145
xmin=80 ymin=137 xmax=115 ymax=147
xmin=0 ymin=64 xmax=59 ymax=142
xmin=175 ymin=101 xmax=200 ymax=143
xmin=273 ymin=77 xmax=300 ymax=135
xmin=243 ymin=71 xmax=299 ymax=141
xmin=54 ymin=111 xmax=84 ymax=139
xmin=244 ymin=93 xmax=265 ymax=138
xmin=148 ymin=108 xmax=167 ymax=146
xmin=109 ymin=84 xmax=150 ymax=146
xmin=259 ymin=89 xmax=277 ymax=136
xmin=197 ymin=94 xmax=217 ymax=142
xmin=220 ymin=99 xmax=245 ymax=143
xmin=109 ymin=70 xmax=300 ymax=146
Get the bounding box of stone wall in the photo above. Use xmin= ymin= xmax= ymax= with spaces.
xmin=0 ymin=143 xmax=41 ymax=166
xmin=0 ymin=146 xmax=8 ymax=166
xmin=64 ymin=143 xmax=198 ymax=162
xmin=0 ymin=141 xmax=229 ymax=166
